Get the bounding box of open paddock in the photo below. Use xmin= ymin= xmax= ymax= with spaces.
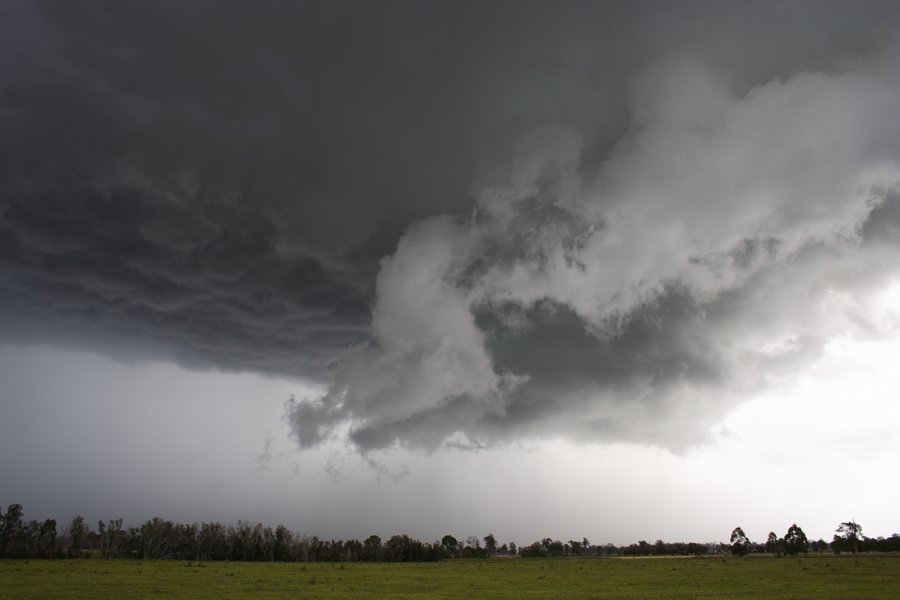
xmin=1 ymin=554 xmax=898 ymax=599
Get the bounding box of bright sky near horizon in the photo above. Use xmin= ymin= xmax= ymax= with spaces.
xmin=4 ymin=327 xmax=899 ymax=545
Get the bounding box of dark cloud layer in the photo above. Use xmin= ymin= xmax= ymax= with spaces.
xmin=0 ymin=180 xmax=369 ymax=375
xmin=2 ymin=1 xmax=900 ymax=450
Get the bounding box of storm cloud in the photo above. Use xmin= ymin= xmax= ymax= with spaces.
xmin=288 ymin=53 xmax=900 ymax=452
xmin=2 ymin=1 xmax=900 ymax=453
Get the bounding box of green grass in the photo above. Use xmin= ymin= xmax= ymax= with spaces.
xmin=1 ymin=555 xmax=898 ymax=599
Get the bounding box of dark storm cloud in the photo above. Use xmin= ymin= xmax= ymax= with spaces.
xmin=0 ymin=181 xmax=368 ymax=375
xmin=2 ymin=1 xmax=900 ymax=446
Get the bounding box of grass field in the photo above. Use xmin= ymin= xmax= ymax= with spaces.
xmin=1 ymin=555 xmax=898 ymax=599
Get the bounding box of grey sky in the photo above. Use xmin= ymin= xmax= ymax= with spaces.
xmin=2 ymin=0 xmax=900 ymax=542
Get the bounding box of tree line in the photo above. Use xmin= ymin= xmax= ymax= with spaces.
xmin=726 ymin=521 xmax=899 ymax=557
xmin=1 ymin=504 xmax=897 ymax=562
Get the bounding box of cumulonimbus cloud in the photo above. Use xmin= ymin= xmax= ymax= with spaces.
xmin=287 ymin=54 xmax=900 ymax=453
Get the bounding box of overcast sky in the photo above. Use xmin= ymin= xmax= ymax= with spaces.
xmin=2 ymin=0 xmax=900 ymax=546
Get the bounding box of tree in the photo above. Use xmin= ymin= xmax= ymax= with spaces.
xmin=65 ymin=515 xmax=87 ymax=559
xmin=765 ymin=532 xmax=778 ymax=554
xmin=362 ymin=535 xmax=382 ymax=561
xmin=784 ymin=524 xmax=808 ymax=555
xmin=835 ymin=521 xmax=863 ymax=554
xmin=384 ymin=534 xmax=419 ymax=562
xmin=541 ymin=538 xmax=565 ymax=556
xmin=38 ymin=519 xmax=58 ymax=558
xmin=483 ymin=533 xmax=497 ymax=557
xmin=273 ymin=525 xmax=293 ymax=562
xmin=730 ymin=527 xmax=751 ymax=557
xmin=440 ymin=534 xmax=458 ymax=558
xmin=1 ymin=504 xmax=25 ymax=558
xmin=462 ymin=536 xmax=485 ymax=558
xmin=98 ymin=518 xmax=124 ymax=559
xmin=519 ymin=541 xmax=545 ymax=557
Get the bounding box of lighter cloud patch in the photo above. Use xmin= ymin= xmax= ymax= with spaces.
xmin=288 ymin=53 xmax=900 ymax=456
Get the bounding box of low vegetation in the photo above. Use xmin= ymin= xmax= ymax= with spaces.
xmin=2 ymin=554 xmax=899 ymax=599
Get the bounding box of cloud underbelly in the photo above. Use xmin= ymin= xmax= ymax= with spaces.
xmin=288 ymin=56 xmax=900 ymax=453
